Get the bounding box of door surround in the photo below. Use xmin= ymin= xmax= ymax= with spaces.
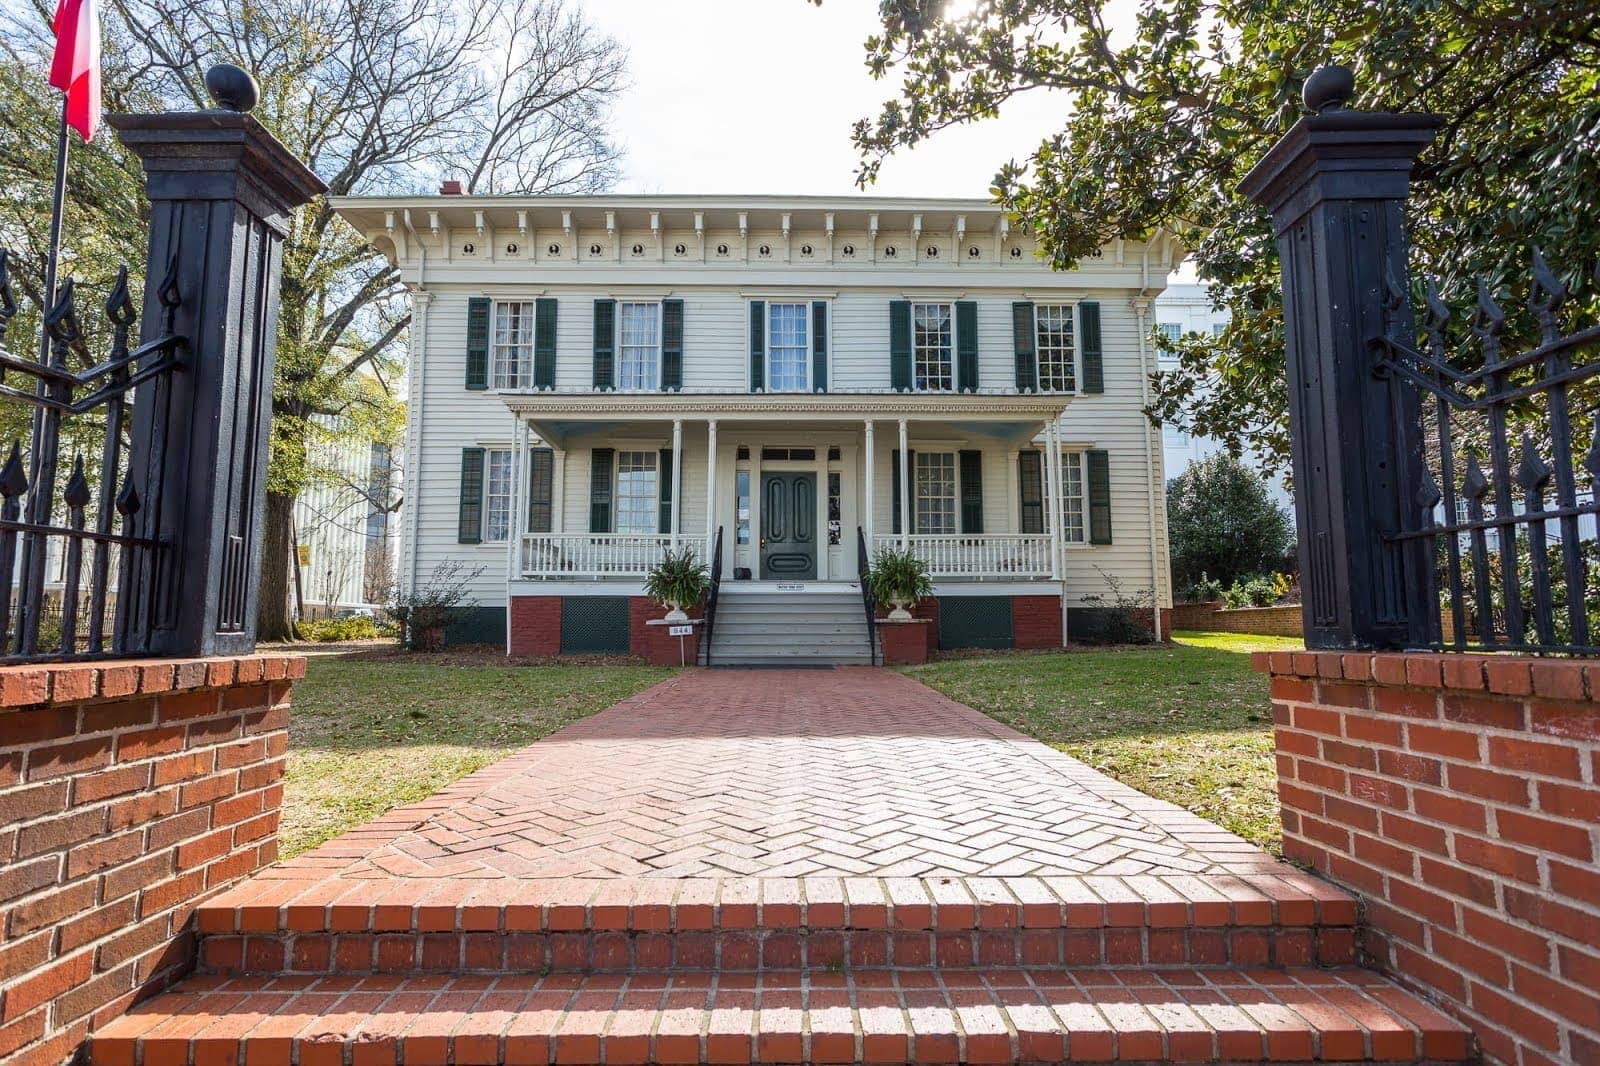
xmin=759 ymin=471 xmax=818 ymax=580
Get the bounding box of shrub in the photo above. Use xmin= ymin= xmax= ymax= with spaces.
xmin=387 ymin=561 xmax=485 ymax=651
xmin=1077 ymin=566 xmax=1157 ymax=644
xmin=1180 ymin=572 xmax=1225 ymax=603
xmin=866 ymin=546 xmax=933 ymax=610
xmin=299 ymin=615 xmax=392 ymax=642
xmin=1168 ymin=454 xmax=1294 ymax=590
xmin=642 ymin=546 xmax=709 ymax=613
xmin=1223 ymin=574 xmax=1279 ymax=609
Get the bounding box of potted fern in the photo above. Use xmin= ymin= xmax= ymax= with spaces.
xmin=867 ymin=546 xmax=933 ymax=621
xmin=643 ymin=545 xmax=710 ymax=623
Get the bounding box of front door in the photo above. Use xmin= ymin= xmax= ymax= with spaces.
xmin=760 ymin=472 xmax=817 ymax=580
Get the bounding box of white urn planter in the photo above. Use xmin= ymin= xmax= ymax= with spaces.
xmin=662 ymin=604 xmax=690 ymax=623
xmin=886 ymin=599 xmax=915 ymax=622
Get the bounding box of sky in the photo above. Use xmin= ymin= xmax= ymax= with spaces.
xmin=578 ymin=0 xmax=1070 ymax=199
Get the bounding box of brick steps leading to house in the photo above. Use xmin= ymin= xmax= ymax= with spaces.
xmin=190 ymin=873 xmax=1360 ymax=975
xmin=88 ymin=968 xmax=1471 ymax=1066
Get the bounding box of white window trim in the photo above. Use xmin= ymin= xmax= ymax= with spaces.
xmin=912 ymin=301 xmax=955 ymax=393
xmin=912 ymin=449 xmax=960 ymax=536
xmin=489 ymin=299 xmax=537 ymax=392
xmin=615 ymin=300 xmax=664 ymax=391
xmin=1034 ymin=302 xmax=1080 ymax=395
xmin=765 ymin=301 xmax=815 ymax=393
xmin=1058 ymin=450 xmax=1087 ymax=547
xmin=482 ymin=447 xmax=515 ymax=544
xmin=613 ymin=448 xmax=660 ymax=535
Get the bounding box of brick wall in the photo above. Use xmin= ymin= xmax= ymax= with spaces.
xmin=508 ymin=596 xmax=561 ymax=657
xmin=1171 ymin=601 xmax=1303 ymax=638
xmin=1012 ymin=595 xmax=1063 ymax=649
xmin=0 ymin=655 xmax=303 ymax=1066
xmin=1259 ymin=650 xmax=1600 ymax=1065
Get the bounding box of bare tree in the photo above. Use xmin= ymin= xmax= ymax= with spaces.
xmin=0 ymin=0 xmax=627 ymax=639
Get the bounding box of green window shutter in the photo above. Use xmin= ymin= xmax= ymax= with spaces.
xmin=1080 ymin=301 xmax=1104 ymax=394
xmin=589 ymin=448 xmax=614 ymax=533
xmin=811 ymin=301 xmax=828 ymax=392
xmin=527 ymin=447 xmax=554 ymax=533
xmin=1012 ymin=302 xmax=1037 ymax=392
xmin=889 ymin=300 xmax=912 ymax=391
xmin=592 ymin=299 xmax=616 ymax=390
xmin=457 ymin=448 xmax=485 ymax=543
xmin=661 ymin=299 xmax=684 ymax=392
xmin=958 ymin=450 xmax=984 ymax=533
xmin=748 ymin=301 xmax=765 ymax=391
xmin=1086 ymin=448 xmax=1112 ymax=544
xmin=465 ymin=297 xmax=490 ymax=390
xmin=533 ymin=298 xmax=557 ymax=389
xmin=658 ymin=448 xmax=673 ymax=533
xmin=1018 ymin=451 xmax=1044 ymax=534
xmin=955 ymin=301 xmax=979 ymax=392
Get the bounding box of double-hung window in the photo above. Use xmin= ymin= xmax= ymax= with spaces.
xmin=617 ymin=302 xmax=661 ymax=390
xmin=492 ymin=302 xmax=536 ymax=389
xmin=913 ymin=303 xmax=954 ymax=391
xmin=915 ymin=452 xmax=958 ymax=534
xmin=614 ymin=451 xmax=659 ymax=533
xmin=1060 ymin=453 xmax=1085 ymax=543
xmin=1157 ymin=322 xmax=1182 ymax=343
xmin=1035 ymin=304 xmax=1077 ymax=392
xmin=483 ymin=449 xmax=514 ymax=542
xmin=767 ymin=303 xmax=810 ymax=391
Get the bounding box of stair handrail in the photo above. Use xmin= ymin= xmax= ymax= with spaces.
xmin=701 ymin=526 xmax=723 ymax=665
xmin=856 ymin=526 xmax=879 ymax=665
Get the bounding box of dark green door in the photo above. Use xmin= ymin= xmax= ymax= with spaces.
xmin=760 ymin=472 xmax=817 ymax=579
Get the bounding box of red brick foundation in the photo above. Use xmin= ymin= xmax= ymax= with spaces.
xmin=1012 ymin=595 xmax=1063 ymax=649
xmin=629 ymin=597 xmax=702 ymax=666
xmin=1258 ymin=650 xmax=1600 ymax=1065
xmin=508 ymin=595 xmax=561 ymax=657
xmin=0 ymin=655 xmax=302 ymax=1066
xmin=878 ymin=620 xmax=931 ymax=664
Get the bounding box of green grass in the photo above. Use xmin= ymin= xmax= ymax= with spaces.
xmin=280 ymin=653 xmax=674 ymax=857
xmin=903 ymin=630 xmax=1304 ymax=854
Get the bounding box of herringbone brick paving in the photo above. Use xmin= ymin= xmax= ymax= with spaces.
xmin=264 ymin=669 xmax=1279 ymax=881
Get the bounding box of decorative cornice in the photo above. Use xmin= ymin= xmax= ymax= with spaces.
xmin=498 ymin=391 xmax=1074 ymax=419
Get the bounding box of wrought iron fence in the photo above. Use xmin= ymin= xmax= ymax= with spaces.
xmin=0 ymin=250 xmax=185 ymax=660
xmin=1372 ymin=251 xmax=1600 ymax=655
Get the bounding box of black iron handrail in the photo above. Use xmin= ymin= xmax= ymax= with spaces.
xmin=701 ymin=526 xmax=723 ymax=665
xmin=857 ymin=526 xmax=878 ymax=665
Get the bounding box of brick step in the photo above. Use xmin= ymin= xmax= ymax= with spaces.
xmin=192 ymin=874 xmax=1358 ymax=975
xmin=89 ymin=968 xmax=1472 ymax=1065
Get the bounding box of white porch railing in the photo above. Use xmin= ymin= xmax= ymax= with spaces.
xmin=872 ymin=534 xmax=1055 ymax=579
xmin=519 ymin=533 xmax=708 ymax=579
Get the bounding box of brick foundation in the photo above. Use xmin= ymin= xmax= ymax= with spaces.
xmin=878 ymin=620 xmax=931 ymax=664
xmin=1258 ymin=650 xmax=1600 ymax=1065
xmin=0 ymin=655 xmax=303 ymax=1066
xmin=1012 ymin=595 xmax=1063 ymax=649
xmin=508 ymin=596 xmax=561 ymax=657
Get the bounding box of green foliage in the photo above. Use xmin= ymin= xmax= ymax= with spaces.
xmin=851 ymin=1 xmax=1600 ymax=470
xmin=1223 ymin=575 xmax=1278 ymax=610
xmin=298 ymin=615 xmax=395 ymax=642
xmin=1450 ymin=536 xmax=1600 ymax=647
xmin=1167 ymin=455 xmax=1294 ymax=590
xmin=1181 ymin=572 xmax=1225 ymax=604
xmin=866 ymin=546 xmax=934 ymax=607
xmin=1077 ymin=566 xmax=1157 ymax=644
xmin=642 ymin=546 xmax=709 ymax=610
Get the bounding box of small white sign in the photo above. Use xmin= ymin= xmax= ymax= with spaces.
xmin=668 ymin=624 xmax=694 ymax=637
xmin=776 ymin=583 xmax=803 ymax=591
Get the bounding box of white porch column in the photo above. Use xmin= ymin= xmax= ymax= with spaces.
xmin=1047 ymin=420 xmax=1065 ymax=580
xmin=863 ymin=420 xmax=876 ymax=549
xmin=670 ymin=418 xmax=683 ymax=549
xmin=705 ymin=419 xmax=718 ymax=548
xmin=507 ymin=418 xmax=527 ymax=580
xmin=897 ymin=418 xmax=910 ymax=549
xmin=814 ymin=445 xmax=829 ymax=578
xmin=552 ymin=448 xmax=567 ymax=533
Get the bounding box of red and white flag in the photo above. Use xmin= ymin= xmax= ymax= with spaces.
xmin=49 ymin=0 xmax=101 ymax=141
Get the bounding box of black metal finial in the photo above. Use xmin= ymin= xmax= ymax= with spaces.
xmin=0 ymin=443 xmax=28 ymax=498
xmin=63 ymin=456 xmax=90 ymax=510
xmin=205 ymin=64 xmax=260 ymax=113
xmin=1303 ymin=65 xmax=1355 ymax=114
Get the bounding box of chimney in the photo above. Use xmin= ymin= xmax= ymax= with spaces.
xmin=439 ymin=180 xmax=463 ymax=195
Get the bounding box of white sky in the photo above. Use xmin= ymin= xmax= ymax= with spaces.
xmin=579 ymin=0 xmax=1069 ymax=199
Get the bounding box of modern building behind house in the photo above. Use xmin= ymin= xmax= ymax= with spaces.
xmin=1153 ymin=283 xmax=1293 ymax=511
xmin=331 ymin=194 xmax=1180 ymax=660
xmin=292 ymin=425 xmax=401 ymax=617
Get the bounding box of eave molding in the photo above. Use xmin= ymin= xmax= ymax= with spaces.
xmin=499 ymin=391 xmax=1074 ymax=419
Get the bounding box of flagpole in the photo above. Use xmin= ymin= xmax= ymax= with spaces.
xmin=38 ymin=98 xmax=70 ymax=362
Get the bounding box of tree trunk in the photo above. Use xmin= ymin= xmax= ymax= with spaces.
xmin=257 ymin=490 xmax=299 ymax=642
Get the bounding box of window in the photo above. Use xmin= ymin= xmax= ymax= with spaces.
xmin=828 ymin=472 xmax=841 ymax=546
xmin=768 ymin=303 xmax=809 ymax=391
xmin=915 ymin=452 xmax=957 ymax=534
xmin=492 ymin=302 xmax=536 ymax=389
xmin=1212 ymin=322 xmax=1227 ymax=337
xmin=913 ymin=302 xmax=953 ymax=391
xmin=735 ymin=470 xmax=751 ymax=545
xmin=1061 ymin=452 xmax=1085 ymax=543
xmin=1035 ymin=304 xmax=1076 ymax=392
xmin=617 ymin=302 xmax=660 ymax=390
xmin=614 ymin=451 xmax=658 ymax=533
xmin=1157 ymin=322 xmax=1182 ymax=343
xmin=484 ymin=449 xmax=514 ymax=542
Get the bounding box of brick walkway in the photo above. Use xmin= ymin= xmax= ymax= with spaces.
xmin=276 ymin=668 xmax=1277 ymax=882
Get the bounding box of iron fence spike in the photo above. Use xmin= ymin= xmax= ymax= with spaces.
xmin=1416 ymin=465 xmax=1442 ymax=509
xmin=44 ymin=277 xmax=81 ymax=347
xmin=1461 ymin=452 xmax=1489 ymax=499
xmin=63 ymin=455 xmax=90 ymax=509
xmin=0 ymin=443 xmax=27 ymax=497
xmin=105 ymin=266 xmax=137 ymax=328
xmin=115 ymin=477 xmax=140 ymax=516
xmin=1514 ymin=432 xmax=1551 ymax=491
xmin=0 ymin=248 xmax=17 ymax=325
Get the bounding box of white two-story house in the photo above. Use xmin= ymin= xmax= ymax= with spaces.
xmin=330 ymin=195 xmax=1177 ymax=662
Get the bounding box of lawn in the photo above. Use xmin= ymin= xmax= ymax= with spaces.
xmin=279 ymin=651 xmax=674 ymax=857
xmin=903 ymin=630 xmax=1304 ymax=853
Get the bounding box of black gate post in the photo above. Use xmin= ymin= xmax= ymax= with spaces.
xmin=107 ymin=66 xmax=325 ymax=657
xmin=1238 ymin=67 xmax=1442 ymax=650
